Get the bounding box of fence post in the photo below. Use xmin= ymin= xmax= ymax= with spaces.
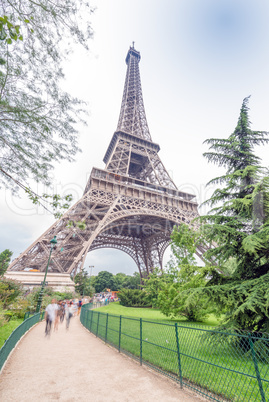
xmin=248 ymin=333 xmax=266 ymax=402
xmin=175 ymin=323 xmax=183 ymax=388
xmin=118 ymin=315 xmax=122 ymax=352
xmin=90 ymin=310 xmax=93 ymax=332
xmin=86 ymin=310 xmax=90 ymax=329
xmin=105 ymin=313 xmax=109 ymax=344
xmin=96 ymin=312 xmax=100 ymax=337
xmin=140 ymin=318 xmax=143 ymax=366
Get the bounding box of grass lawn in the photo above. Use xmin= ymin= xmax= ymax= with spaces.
xmin=94 ymin=302 xmax=221 ymax=327
xmin=0 ymin=319 xmax=23 ymax=348
xmin=83 ymin=303 xmax=268 ymax=401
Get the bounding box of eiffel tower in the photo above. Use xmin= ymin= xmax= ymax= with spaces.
xmin=8 ymin=45 xmax=200 ymax=279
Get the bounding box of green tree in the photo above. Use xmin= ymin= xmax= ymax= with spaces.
xmin=195 ymin=97 xmax=269 ymax=331
xmin=113 ymin=272 xmax=141 ymax=290
xmin=122 ymin=272 xmax=141 ymax=289
xmin=0 ymin=1 xmax=94 ymax=214
xmin=114 ymin=273 xmax=128 ymax=290
xmin=201 ymin=96 xmax=269 ymax=278
xmin=94 ymin=271 xmax=116 ymax=293
xmin=155 ymin=225 xmax=214 ymax=321
xmin=74 ymin=269 xmax=91 ymax=296
xmin=0 ymin=249 xmax=12 ymax=276
xmin=143 ymin=268 xmax=170 ymax=308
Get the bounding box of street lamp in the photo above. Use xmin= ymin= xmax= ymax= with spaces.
xmin=36 ymin=236 xmax=57 ymax=313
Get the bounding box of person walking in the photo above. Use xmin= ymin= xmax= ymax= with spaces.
xmin=44 ymin=299 xmax=58 ymax=336
xmin=54 ymin=301 xmax=61 ymax=331
xmin=65 ymin=301 xmax=73 ymax=330
xmin=78 ymin=299 xmax=82 ymax=315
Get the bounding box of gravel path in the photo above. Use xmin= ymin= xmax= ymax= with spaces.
xmin=0 ymin=316 xmax=204 ymax=401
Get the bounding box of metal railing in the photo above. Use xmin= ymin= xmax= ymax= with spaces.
xmin=0 ymin=312 xmax=44 ymax=372
xmin=80 ymin=305 xmax=269 ymax=401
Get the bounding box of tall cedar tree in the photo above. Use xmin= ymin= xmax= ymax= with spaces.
xmin=196 ymin=97 xmax=269 ymax=331
xmin=201 ymin=96 xmax=269 ymax=279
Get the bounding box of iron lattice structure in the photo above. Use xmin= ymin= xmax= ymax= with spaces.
xmin=8 ymin=46 xmax=200 ymax=278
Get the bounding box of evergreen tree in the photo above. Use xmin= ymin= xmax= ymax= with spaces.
xmin=201 ymin=96 xmax=269 ymax=280
xmin=194 ymin=97 xmax=269 ymax=331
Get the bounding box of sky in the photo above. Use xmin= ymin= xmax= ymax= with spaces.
xmin=1 ymin=0 xmax=269 ymax=276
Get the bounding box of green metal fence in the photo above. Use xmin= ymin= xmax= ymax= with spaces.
xmin=0 ymin=313 xmax=43 ymax=372
xmin=80 ymin=305 xmax=269 ymax=401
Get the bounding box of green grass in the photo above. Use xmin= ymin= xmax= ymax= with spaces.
xmin=82 ymin=304 xmax=269 ymax=401
xmin=0 ymin=319 xmax=23 ymax=348
xmin=94 ymin=302 xmax=222 ymax=327
xmin=95 ymin=303 xmax=170 ymax=320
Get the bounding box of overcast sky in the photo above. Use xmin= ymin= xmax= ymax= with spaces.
xmin=1 ymin=0 xmax=269 ymax=276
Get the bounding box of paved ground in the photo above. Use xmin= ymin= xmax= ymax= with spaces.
xmin=0 ymin=316 xmax=204 ymax=401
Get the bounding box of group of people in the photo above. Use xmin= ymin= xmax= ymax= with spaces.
xmin=93 ymin=292 xmax=118 ymax=304
xmin=44 ymin=299 xmax=83 ymax=335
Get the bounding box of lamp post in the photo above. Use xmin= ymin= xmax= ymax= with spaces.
xmin=36 ymin=236 xmax=57 ymax=313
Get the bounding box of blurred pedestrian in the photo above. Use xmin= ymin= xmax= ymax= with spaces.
xmin=65 ymin=301 xmax=73 ymax=329
xmin=73 ymin=301 xmax=78 ymax=317
xmin=54 ymin=301 xmax=61 ymax=331
xmin=59 ymin=301 xmax=65 ymax=323
xmin=78 ymin=299 xmax=82 ymax=315
xmin=44 ymin=299 xmax=58 ymax=336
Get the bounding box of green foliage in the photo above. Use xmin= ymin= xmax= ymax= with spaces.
xmin=74 ymin=269 xmax=92 ymax=296
xmin=0 ymin=302 xmax=8 ymax=327
xmin=73 ymin=270 xmax=141 ymax=295
xmin=0 ymin=249 xmax=13 ymax=276
xmin=0 ymin=15 xmax=24 ymax=44
xmin=113 ymin=272 xmax=141 ymax=290
xmin=25 ymin=286 xmax=61 ymax=312
xmin=157 ymin=266 xmax=213 ymax=322
xmin=26 ymin=191 xmax=74 ymax=219
xmin=170 ymin=223 xmax=200 ymax=265
xmin=0 ymin=277 xmax=23 ymax=307
xmin=0 ymin=318 xmax=23 ymax=347
xmin=67 ymin=220 xmax=87 ymax=231
xmin=94 ymin=271 xmax=116 ymax=293
xmin=142 ymin=268 xmax=170 ymax=308
xmin=201 ymin=97 xmax=269 ymax=278
xmin=195 ymin=97 xmax=269 ymax=331
xmin=142 ymin=225 xmax=215 ymax=321
xmin=191 ymin=274 xmax=269 ymax=332
xmin=53 ymin=290 xmax=74 ymax=300
xmin=118 ymin=288 xmax=151 ymax=308
xmin=0 ymin=1 xmax=94 ymax=212
xmin=4 ymin=297 xmax=29 ymax=319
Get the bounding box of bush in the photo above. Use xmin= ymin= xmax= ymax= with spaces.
xmin=0 ymin=303 xmax=8 ymax=327
xmin=7 ymin=298 xmax=32 ymax=319
xmin=118 ymin=289 xmax=152 ymax=308
xmin=0 ymin=277 xmax=23 ymax=307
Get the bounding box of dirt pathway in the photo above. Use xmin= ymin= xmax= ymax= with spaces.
xmin=0 ymin=316 xmax=204 ymax=401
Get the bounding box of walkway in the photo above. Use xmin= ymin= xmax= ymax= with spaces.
xmin=0 ymin=316 xmax=204 ymax=401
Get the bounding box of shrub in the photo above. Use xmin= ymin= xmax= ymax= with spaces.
xmin=0 ymin=277 xmax=23 ymax=307
xmin=118 ymin=289 xmax=151 ymax=308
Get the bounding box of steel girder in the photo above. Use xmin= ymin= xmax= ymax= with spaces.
xmin=8 ymin=46 xmax=203 ymax=279
xmin=8 ymin=174 xmax=199 ymax=276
